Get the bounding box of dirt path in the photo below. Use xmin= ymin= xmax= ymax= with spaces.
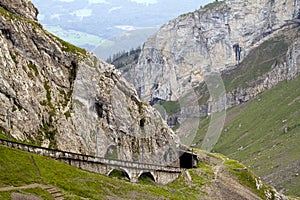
xmin=209 ymin=158 xmax=261 ymax=200
xmin=0 ymin=183 xmax=65 ymax=200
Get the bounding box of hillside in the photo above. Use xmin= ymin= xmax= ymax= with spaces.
xmin=193 ymin=74 xmax=300 ymax=196
xmin=0 ymin=144 xmax=291 ymax=200
xmin=0 ymin=0 xmax=179 ymax=165
xmin=114 ymin=0 xmax=300 ymax=197
xmin=0 ymin=1 xmax=299 ymax=199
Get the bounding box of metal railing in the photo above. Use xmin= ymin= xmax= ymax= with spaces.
xmin=0 ymin=139 xmax=182 ymax=172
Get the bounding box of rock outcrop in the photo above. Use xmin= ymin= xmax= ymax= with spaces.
xmin=0 ymin=0 xmax=179 ymax=164
xmin=225 ymin=27 xmax=300 ymax=108
xmin=0 ymin=0 xmax=38 ymax=21
xmin=123 ymin=0 xmax=299 ymax=105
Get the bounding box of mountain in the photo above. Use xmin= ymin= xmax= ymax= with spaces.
xmin=0 ymin=0 xmax=179 ymax=165
xmin=31 ymin=0 xmax=213 ymax=59
xmin=0 ymin=144 xmax=291 ymax=200
xmin=124 ymin=0 xmax=299 ymax=103
xmin=117 ymin=0 xmax=300 ymax=196
xmin=0 ymin=1 xmax=298 ymax=199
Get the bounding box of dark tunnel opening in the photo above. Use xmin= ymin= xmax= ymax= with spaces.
xmin=138 ymin=172 xmax=155 ymax=184
xmin=179 ymin=152 xmax=197 ymax=169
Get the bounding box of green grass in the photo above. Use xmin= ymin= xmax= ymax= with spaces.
xmin=58 ymin=37 xmax=87 ymax=56
xmin=0 ymin=187 xmax=54 ymax=200
xmin=0 ymin=6 xmax=18 ymax=20
xmin=195 ymin=75 xmax=300 ymax=196
xmin=108 ymin=169 xmax=129 ymax=181
xmin=0 ymin=145 xmax=202 ymax=199
xmin=203 ymin=0 xmax=225 ymax=10
xmin=225 ymin=159 xmax=276 ymax=199
xmin=0 ymin=130 xmax=42 ymax=148
xmin=0 ymin=145 xmax=288 ymax=199
xmin=160 ymin=100 xmax=181 ymax=115
xmin=0 ymin=5 xmax=86 ymax=57
xmin=0 ymin=130 xmax=10 ymax=140
xmin=188 ymin=29 xmax=300 ymax=196
xmin=138 ymin=173 xmax=155 ymax=185
xmin=197 ymin=161 xmax=214 ymax=176
xmin=0 ymin=148 xmax=39 ymax=187
xmin=28 ymin=61 xmax=39 ymax=77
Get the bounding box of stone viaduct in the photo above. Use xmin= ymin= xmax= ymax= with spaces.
xmin=0 ymin=139 xmax=186 ymax=184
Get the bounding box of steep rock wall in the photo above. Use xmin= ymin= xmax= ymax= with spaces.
xmin=124 ymin=0 xmax=299 ymax=103
xmin=0 ymin=0 xmax=179 ymax=164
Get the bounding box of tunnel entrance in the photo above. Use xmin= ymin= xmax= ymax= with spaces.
xmin=138 ymin=172 xmax=155 ymax=184
xmin=179 ymin=152 xmax=197 ymax=169
xmin=108 ymin=169 xmax=130 ymax=181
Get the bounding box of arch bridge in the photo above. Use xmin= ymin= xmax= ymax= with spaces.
xmin=0 ymin=139 xmax=186 ymax=184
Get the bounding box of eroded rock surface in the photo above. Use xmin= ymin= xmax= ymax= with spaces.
xmin=0 ymin=1 xmax=179 ymax=164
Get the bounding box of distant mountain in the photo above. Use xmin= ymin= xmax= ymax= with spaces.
xmin=31 ymin=0 xmax=213 ymax=59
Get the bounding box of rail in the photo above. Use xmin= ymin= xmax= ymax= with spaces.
xmin=0 ymin=139 xmax=182 ymax=172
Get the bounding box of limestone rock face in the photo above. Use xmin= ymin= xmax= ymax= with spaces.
xmin=70 ymin=54 xmax=179 ymax=163
xmin=0 ymin=1 xmax=179 ymax=164
xmin=0 ymin=0 xmax=38 ymax=21
xmin=226 ymin=35 xmax=300 ymax=107
xmin=123 ymin=0 xmax=299 ymax=103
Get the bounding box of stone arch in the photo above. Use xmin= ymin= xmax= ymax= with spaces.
xmin=107 ymin=168 xmax=130 ymax=181
xmin=138 ymin=171 xmax=156 ymax=183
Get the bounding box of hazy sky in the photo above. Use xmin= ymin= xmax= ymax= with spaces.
xmin=130 ymin=0 xmax=158 ymax=4
xmin=129 ymin=0 xmax=213 ymax=5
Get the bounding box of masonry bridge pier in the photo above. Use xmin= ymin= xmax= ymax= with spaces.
xmin=0 ymin=139 xmax=198 ymax=184
xmin=57 ymin=156 xmax=183 ymax=184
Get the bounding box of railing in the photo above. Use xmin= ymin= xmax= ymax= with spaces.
xmin=0 ymin=139 xmax=182 ymax=172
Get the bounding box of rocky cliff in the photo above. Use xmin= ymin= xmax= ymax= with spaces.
xmin=118 ymin=0 xmax=300 ymax=196
xmin=123 ymin=0 xmax=299 ymax=108
xmin=0 ymin=0 xmax=179 ymax=164
xmin=225 ymin=27 xmax=299 ymax=108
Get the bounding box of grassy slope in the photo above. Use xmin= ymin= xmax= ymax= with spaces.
xmin=194 ymin=75 xmax=300 ymax=196
xmin=0 ymin=188 xmax=53 ymax=200
xmin=0 ymin=145 xmax=281 ymax=200
xmin=186 ymin=27 xmax=300 ymax=196
xmin=0 ymin=145 xmax=206 ymax=200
